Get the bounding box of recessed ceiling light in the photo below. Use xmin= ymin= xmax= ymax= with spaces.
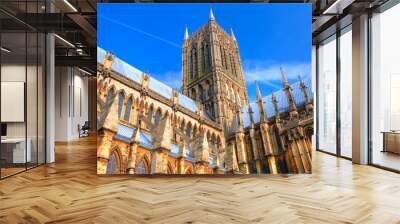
xmin=63 ymin=0 xmax=78 ymax=12
xmin=54 ymin=34 xmax=75 ymax=48
xmin=78 ymin=67 xmax=92 ymax=76
xmin=1 ymin=47 xmax=11 ymax=53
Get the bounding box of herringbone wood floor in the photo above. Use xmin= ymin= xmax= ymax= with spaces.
xmin=0 ymin=136 xmax=399 ymax=224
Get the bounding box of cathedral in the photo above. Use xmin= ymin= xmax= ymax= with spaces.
xmin=96 ymin=9 xmax=313 ymax=175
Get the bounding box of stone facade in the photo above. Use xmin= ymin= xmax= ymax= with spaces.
xmin=96 ymin=9 xmax=313 ymax=175
xmin=182 ymin=10 xmax=248 ymax=133
xmin=97 ymin=51 xmax=225 ymax=175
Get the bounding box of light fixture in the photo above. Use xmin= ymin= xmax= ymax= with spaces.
xmin=54 ymin=34 xmax=75 ymax=48
xmin=78 ymin=67 xmax=92 ymax=76
xmin=1 ymin=47 xmax=11 ymax=53
xmin=322 ymin=0 xmax=355 ymax=15
xmin=63 ymin=0 xmax=78 ymax=12
xmin=76 ymin=48 xmax=87 ymax=56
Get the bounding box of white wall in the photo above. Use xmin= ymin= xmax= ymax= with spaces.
xmin=72 ymin=72 xmax=89 ymax=138
xmin=54 ymin=67 xmax=89 ymax=141
xmin=1 ymin=65 xmax=37 ymax=138
xmin=1 ymin=63 xmax=46 ymax=164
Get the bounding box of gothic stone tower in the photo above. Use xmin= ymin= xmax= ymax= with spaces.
xmin=182 ymin=9 xmax=249 ymax=132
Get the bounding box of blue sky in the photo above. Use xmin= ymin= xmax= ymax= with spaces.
xmin=98 ymin=3 xmax=311 ymax=102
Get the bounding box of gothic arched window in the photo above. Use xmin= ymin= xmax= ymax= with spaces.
xmin=198 ymin=85 xmax=204 ymax=101
xmin=191 ymin=88 xmax=197 ymax=100
xmin=147 ymin=106 xmax=153 ymax=124
xmin=207 ymin=44 xmax=211 ymax=69
xmin=190 ymin=51 xmax=194 ymax=80
xmin=204 ymin=43 xmax=209 ymax=71
xmin=191 ymin=47 xmax=197 ymax=79
xmin=210 ymin=104 xmax=215 ymax=119
xmin=106 ymin=151 xmax=119 ymax=174
xmin=210 ymin=134 xmax=216 ymax=154
xmin=205 ymin=80 xmax=211 ymax=99
xmin=187 ymin=52 xmax=192 ymax=81
xmin=224 ymin=50 xmax=229 ymax=70
xmin=107 ymin=88 xmax=114 ymax=102
xmin=220 ymin=45 xmax=225 ymax=68
xmin=204 ymin=43 xmax=211 ymax=73
xmin=231 ymin=54 xmax=236 ymax=76
xmin=202 ymin=43 xmax=206 ymax=72
xmin=167 ymin=164 xmax=174 ymax=174
xmin=154 ymin=109 xmax=161 ymax=126
xmin=136 ymin=157 xmax=149 ymax=174
xmin=124 ymin=97 xmax=132 ymax=121
xmin=117 ymin=92 xmax=124 ymax=119
xmin=186 ymin=123 xmax=192 ymax=148
xmin=193 ymin=126 xmax=197 ymax=138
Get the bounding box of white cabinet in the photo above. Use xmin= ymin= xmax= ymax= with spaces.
xmin=1 ymin=138 xmax=32 ymax=163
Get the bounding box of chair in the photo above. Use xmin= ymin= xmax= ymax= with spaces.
xmin=79 ymin=121 xmax=90 ymax=138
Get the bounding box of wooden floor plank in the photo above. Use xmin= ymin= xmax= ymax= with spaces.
xmin=0 ymin=135 xmax=399 ymax=224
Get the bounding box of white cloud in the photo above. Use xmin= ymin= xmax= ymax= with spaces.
xmin=243 ymin=61 xmax=311 ymax=85
xmin=157 ymin=70 xmax=182 ymax=90
xmin=155 ymin=62 xmax=310 ymax=91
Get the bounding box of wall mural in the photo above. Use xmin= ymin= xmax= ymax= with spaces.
xmin=97 ymin=3 xmax=313 ymax=175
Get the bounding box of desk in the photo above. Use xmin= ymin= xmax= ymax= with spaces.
xmin=1 ymin=138 xmax=31 ymax=164
xmin=382 ymin=131 xmax=400 ymax=154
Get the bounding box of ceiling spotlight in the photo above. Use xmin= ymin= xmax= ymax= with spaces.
xmin=76 ymin=48 xmax=86 ymax=55
xmin=1 ymin=47 xmax=11 ymax=53
xmin=322 ymin=0 xmax=355 ymax=15
xmin=63 ymin=0 xmax=78 ymax=12
xmin=54 ymin=34 xmax=75 ymax=48
xmin=78 ymin=67 xmax=92 ymax=76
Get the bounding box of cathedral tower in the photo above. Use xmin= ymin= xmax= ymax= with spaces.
xmin=182 ymin=9 xmax=249 ymax=132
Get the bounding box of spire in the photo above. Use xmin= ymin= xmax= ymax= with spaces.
xmin=298 ymin=75 xmax=302 ymax=83
xmin=255 ymin=81 xmax=267 ymax=122
xmin=280 ymin=66 xmax=289 ymax=86
xmin=184 ymin=26 xmax=189 ymax=40
xmin=209 ymin=8 xmax=215 ymax=21
xmin=298 ymin=75 xmax=309 ymax=103
xmin=271 ymin=91 xmax=280 ymax=120
xmin=230 ymin=27 xmax=236 ymax=41
xmin=248 ymin=104 xmax=254 ymax=124
xmin=298 ymin=75 xmax=313 ymax=114
xmin=255 ymin=81 xmax=263 ymax=102
xmin=280 ymin=67 xmax=298 ymax=118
